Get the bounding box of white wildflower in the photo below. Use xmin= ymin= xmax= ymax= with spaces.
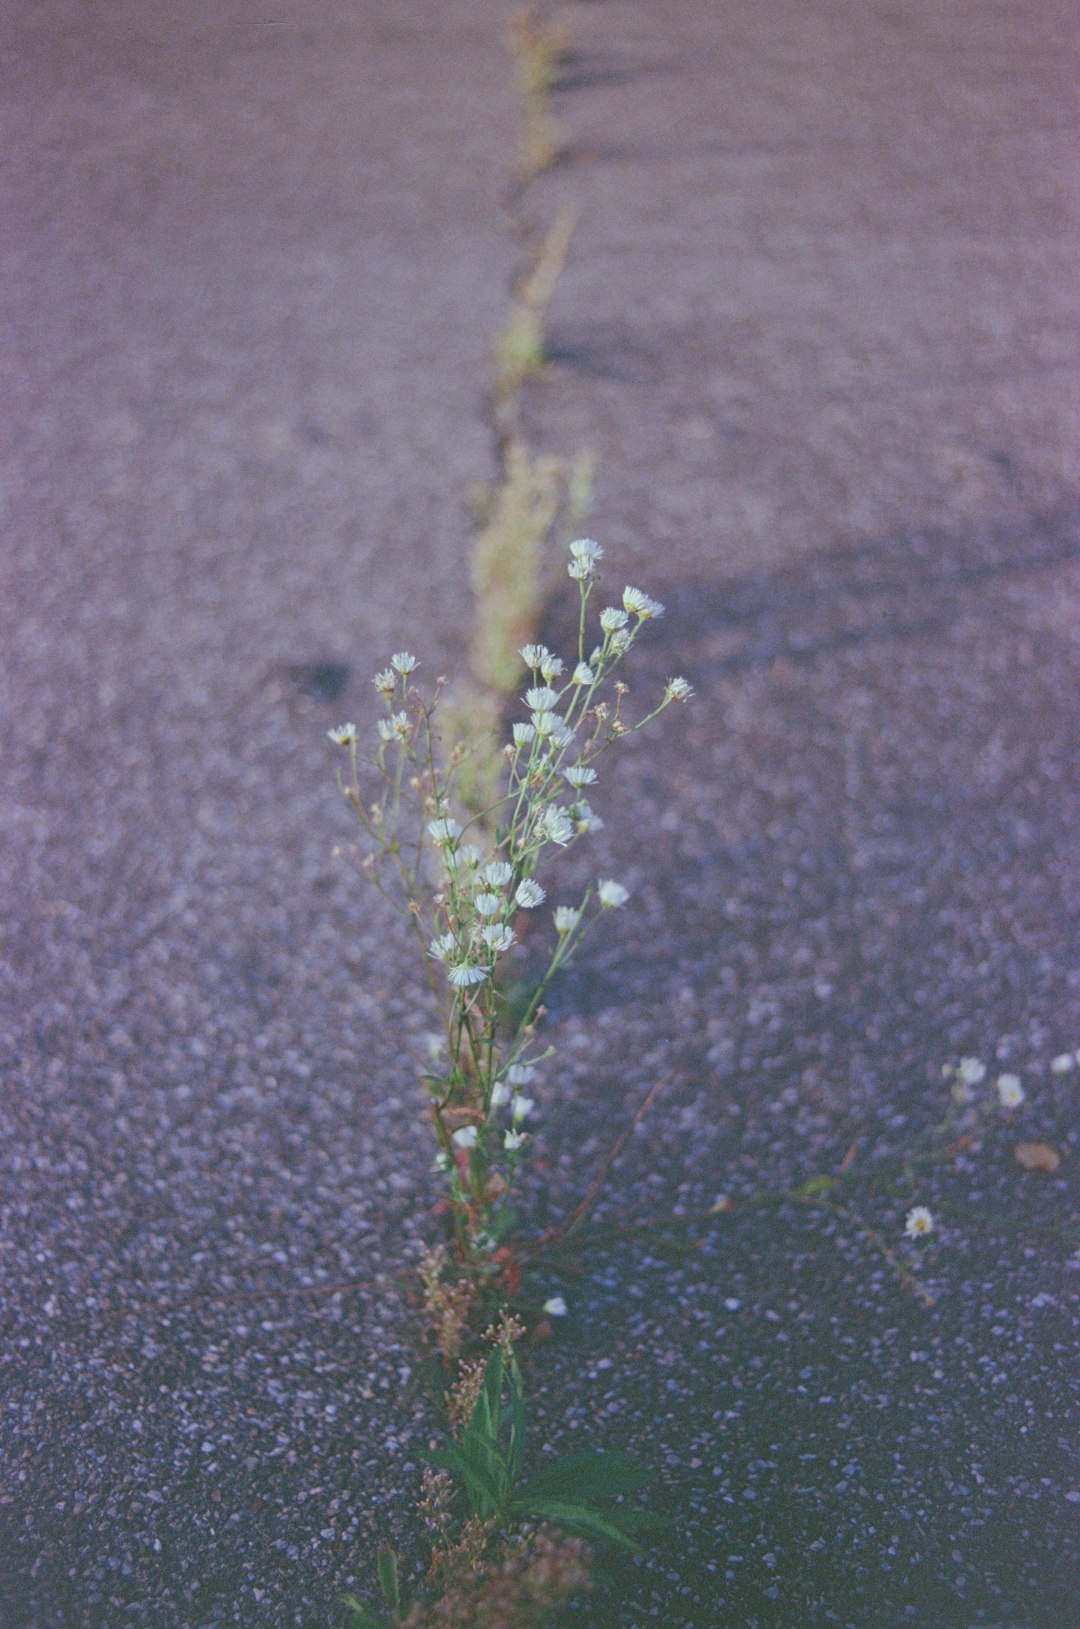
xmin=390 ymin=651 xmax=419 ymax=674
xmin=515 ymin=879 xmax=544 ymax=908
xmin=568 ymin=559 xmax=592 ymax=580
xmin=1051 ymin=1053 xmax=1076 ymax=1075
xmin=481 ymin=925 xmax=515 ymax=953
xmin=550 ymin=719 xmax=576 ymax=748
xmin=460 ymin=845 xmax=484 ymax=867
xmin=327 ymin=723 xmax=357 ymax=746
xmin=564 ymin=765 xmax=597 ymax=787
xmin=570 ymin=800 xmax=603 ymax=833
xmin=542 ymin=1295 xmax=568 ymax=1317
xmin=525 ymin=686 xmax=560 ymax=711
xmin=622 ymin=586 xmax=664 ymax=619
xmin=507 ymin=1064 xmax=535 ymax=1087
xmin=512 ymin=1096 xmax=535 ymax=1123
xmin=503 ymin=1130 xmax=527 ymax=1151
xmin=428 ymin=817 xmax=463 ymax=847
xmin=474 ymin=891 xmax=501 ymax=917
xmin=428 ymin=933 xmax=457 ymax=962
xmin=600 ymin=607 xmax=629 ymax=633
xmin=539 ymin=806 xmax=574 ymax=846
xmin=378 ymin=711 xmax=410 ymax=742
xmin=572 ymin=662 xmax=595 ymax=686
xmin=553 ymin=905 xmax=581 ymax=934
xmin=957 ymin=1057 xmax=987 ymax=1086
xmin=513 ymin=722 xmax=536 ymax=747
xmin=490 ymin=1080 xmax=511 ymax=1108
xmin=598 ymin=879 xmax=630 ymax=908
xmin=664 ymin=676 xmax=693 ymax=702
xmin=448 ymin=964 xmax=488 ymax=989
xmin=539 ymin=655 xmax=565 ymax=683
xmin=570 ymin=537 xmax=603 ymax=568
xmin=531 ymin=710 xmax=560 ymax=737
xmin=519 ymin=644 xmax=551 ymax=670
xmin=904 ymin=1206 xmax=934 ymax=1239
xmin=997 ymin=1074 xmax=1025 ymax=1108
xmin=480 ymin=860 xmax=513 ymax=886
xmin=609 ymin=627 xmax=631 ymax=654
xmin=373 ymin=668 xmax=396 ymax=695
xmin=452 ymin=1126 xmax=478 ymax=1149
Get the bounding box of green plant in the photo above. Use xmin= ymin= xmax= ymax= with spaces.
xmin=494 ymin=210 xmax=578 ymax=410
xmin=508 ymin=9 xmax=571 ymax=176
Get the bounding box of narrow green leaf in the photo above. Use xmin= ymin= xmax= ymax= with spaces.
xmin=517 ymin=1450 xmax=647 ymax=1502
xmin=425 ymin=1444 xmax=503 ymax=1521
xmin=511 ymin=1494 xmax=642 ymax=1551
xmin=376 ymin=1545 xmax=400 ymax=1614
xmin=340 ymin=1594 xmax=389 ymax=1629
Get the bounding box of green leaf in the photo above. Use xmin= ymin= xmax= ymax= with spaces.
xmin=794 ymin=1174 xmax=838 ymax=1198
xmin=510 ymin=1495 xmax=643 ymax=1551
xmin=517 ymin=1450 xmax=647 ymax=1503
xmin=425 ymin=1442 xmax=505 ymax=1522
xmin=340 ymin=1594 xmax=389 ymax=1629
xmin=376 ymin=1545 xmax=400 ymax=1614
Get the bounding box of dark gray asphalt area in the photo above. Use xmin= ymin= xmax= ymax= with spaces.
xmin=3 ymin=0 xmax=1080 ymax=1625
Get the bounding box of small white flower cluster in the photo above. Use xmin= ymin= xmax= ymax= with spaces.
xmin=904 ymin=1205 xmax=934 ymax=1240
xmin=942 ymin=1055 xmax=1026 ymax=1109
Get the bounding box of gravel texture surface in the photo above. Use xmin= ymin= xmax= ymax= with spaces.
xmin=3 ymin=0 xmax=1080 ymax=1625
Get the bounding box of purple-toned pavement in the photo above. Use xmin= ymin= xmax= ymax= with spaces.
xmin=3 ymin=1 xmax=1080 ymax=1624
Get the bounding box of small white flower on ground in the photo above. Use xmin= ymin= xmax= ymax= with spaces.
xmin=448 ymin=964 xmax=488 ymax=988
xmin=997 ymin=1074 xmax=1025 ymax=1108
xmin=542 ymin=1295 xmax=568 ymax=1317
xmin=526 ymin=686 xmax=560 ymax=712
xmin=508 ymin=1064 xmax=535 ymax=1086
xmin=1051 ymin=1052 xmax=1076 ymax=1074
xmin=428 ymin=817 xmax=463 ymax=847
xmin=429 ymin=933 xmax=457 ymax=962
xmin=570 ymin=537 xmax=603 ymax=567
xmin=572 ymin=662 xmax=595 ymax=685
xmin=378 ymin=712 xmax=409 ymax=742
xmin=598 ymin=879 xmax=630 ymax=908
xmin=519 ymin=644 xmax=551 ymax=670
xmin=452 ymin=1126 xmax=478 ymax=1149
xmin=540 ymin=654 xmax=565 ymax=682
xmin=515 ymin=879 xmax=545 ymax=908
xmin=474 ymin=891 xmax=501 ymax=917
xmin=564 ymin=764 xmax=597 ymax=787
xmin=664 ymin=676 xmax=694 ymax=702
xmin=554 ymin=905 xmax=581 ymax=934
xmin=481 ymin=925 xmax=515 ymax=953
xmin=327 ymin=723 xmax=357 ymax=746
xmin=904 ymin=1206 xmax=934 ymax=1239
xmin=600 ymin=606 xmax=629 ymax=632
xmin=539 ymin=806 xmax=574 ymax=846
xmin=480 ymin=860 xmax=513 ymax=886
xmin=503 ymin=1129 xmax=527 ymax=1151
xmin=957 ymin=1057 xmax=987 ymax=1086
xmin=513 ymin=722 xmax=536 ymax=747
xmin=622 ymin=586 xmax=664 ymax=619
xmin=490 ymin=1080 xmax=511 ymax=1108
xmin=390 ymin=651 xmax=419 ymax=674
xmin=373 ymin=668 xmax=396 ymax=694
xmin=512 ymin=1096 xmax=535 ymax=1122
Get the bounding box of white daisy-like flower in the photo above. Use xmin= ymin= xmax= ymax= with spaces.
xmin=542 ymin=1295 xmax=568 ymax=1317
xmin=490 ymin=1080 xmax=511 ymax=1108
xmin=519 ymin=644 xmax=551 ymax=670
xmin=539 ymin=806 xmax=574 ymax=846
xmin=570 ymin=800 xmax=603 ymax=834
xmin=515 ymin=879 xmax=545 ymax=908
xmin=481 ymin=925 xmax=515 ymax=953
xmin=373 ymin=668 xmax=396 ymax=694
xmin=512 ymin=1096 xmax=535 ymax=1123
xmin=428 ymin=817 xmax=463 ymax=847
xmin=664 ymin=676 xmax=693 ymax=702
xmin=507 ymin=1064 xmax=535 ymax=1087
xmin=609 ymin=628 xmax=631 ymax=654
xmin=568 ymin=559 xmax=591 ymax=580
xmin=390 ymin=651 xmax=419 ymax=674
xmin=572 ymin=662 xmax=595 ymax=686
xmin=428 ymin=933 xmax=457 ymax=962
xmin=460 ymin=845 xmax=484 ymax=867
xmin=997 ymin=1074 xmax=1025 ymax=1108
xmin=480 ymin=860 xmax=513 ymax=886
xmin=563 ymin=765 xmax=597 ymax=787
xmin=551 ymin=722 xmax=576 ymax=750
xmin=474 ymin=891 xmax=501 ymax=917
xmin=1051 ymin=1052 xmax=1076 ymax=1074
xmin=904 ymin=1206 xmax=934 ymax=1239
xmin=513 ymin=722 xmax=536 ymax=747
xmin=531 ymin=709 xmax=560 ymax=737
xmin=600 ymin=607 xmax=629 ymax=632
xmin=598 ymin=879 xmax=630 ymax=908
xmin=327 ymin=723 xmax=357 ymax=746
xmin=503 ymin=1129 xmax=527 ymax=1151
xmin=525 ymin=686 xmax=560 ymax=712
xmin=539 ymin=655 xmax=565 ymax=683
xmin=570 ymin=537 xmax=603 ymax=567
xmin=448 ymin=964 xmax=488 ymax=988
xmin=378 ymin=711 xmax=410 ymax=742
xmin=553 ymin=905 xmax=581 ymax=934
xmin=452 ymin=1125 xmax=478 ymax=1149
xmin=957 ymin=1057 xmax=987 ymax=1086
xmin=623 ymin=586 xmax=664 ymax=619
